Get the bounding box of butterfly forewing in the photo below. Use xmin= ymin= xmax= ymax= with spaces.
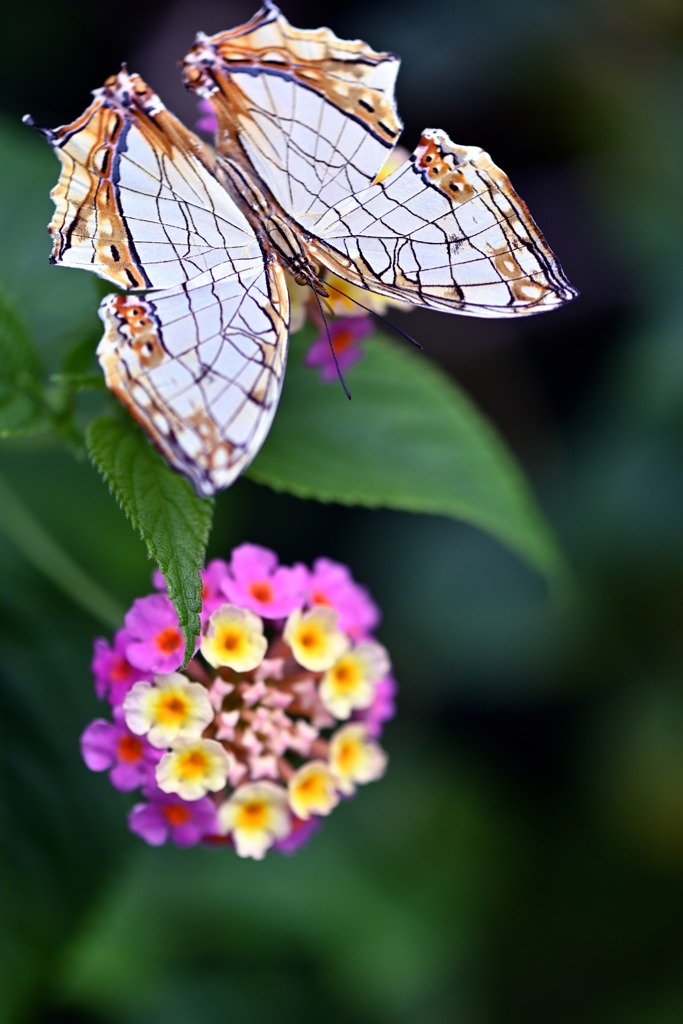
xmin=183 ymin=6 xmax=575 ymax=318
xmin=182 ymin=4 xmax=402 ymax=230
xmin=46 ymin=74 xmax=262 ymax=291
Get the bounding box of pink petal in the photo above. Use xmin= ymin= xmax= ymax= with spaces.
xmin=273 ymin=815 xmax=322 ymax=855
xmin=109 ymin=761 xmax=145 ymax=791
xmin=229 ymin=543 xmax=278 ymax=581
xmin=125 ymin=594 xmax=176 ymax=638
xmin=128 ymin=802 xmax=168 ymax=846
xmin=80 ymin=720 xmax=117 ymax=771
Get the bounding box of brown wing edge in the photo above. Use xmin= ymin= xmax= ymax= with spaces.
xmin=421 ymin=133 xmax=579 ymax=308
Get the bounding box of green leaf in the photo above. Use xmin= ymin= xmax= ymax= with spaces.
xmin=46 ymin=331 xmax=106 ymax=456
xmin=86 ymin=416 xmax=214 ymax=664
xmin=0 ymin=290 xmax=49 ymax=438
xmin=248 ymin=328 xmax=564 ymax=580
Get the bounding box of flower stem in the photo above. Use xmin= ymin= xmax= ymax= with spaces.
xmin=0 ymin=470 xmax=124 ymax=628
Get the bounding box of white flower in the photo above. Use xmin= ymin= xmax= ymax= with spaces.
xmin=218 ymin=782 xmax=291 ymax=859
xmin=283 ymin=606 xmax=349 ymax=672
xmin=329 ymin=724 xmax=388 ymax=795
xmin=201 ymin=604 xmax=267 ymax=671
xmin=320 ymin=641 xmax=391 ymax=719
xmin=123 ymin=672 xmax=213 ymax=749
xmin=156 ymin=738 xmax=231 ymax=800
xmin=288 ymin=760 xmax=340 ymax=820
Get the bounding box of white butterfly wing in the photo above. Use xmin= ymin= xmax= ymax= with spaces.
xmin=39 ymin=68 xmax=289 ymax=494
xmin=43 ymin=69 xmax=262 ymax=290
xmin=182 ymin=6 xmax=575 ymax=318
xmin=182 ymin=3 xmax=402 ymax=231
xmin=307 ymin=129 xmax=577 ymax=317
xmin=97 ymin=262 xmax=289 ymax=496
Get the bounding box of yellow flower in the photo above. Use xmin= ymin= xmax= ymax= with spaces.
xmin=201 ymin=603 xmax=267 ymax=671
xmin=288 ymin=760 xmax=340 ymax=819
xmin=329 ymin=724 xmax=388 ymax=795
xmin=321 ymin=271 xmax=413 ymax=318
xmin=283 ymin=606 xmax=349 ymax=672
xmin=217 ymin=781 xmax=291 ymax=859
xmin=320 ymin=640 xmax=391 ymax=719
xmin=156 ymin=738 xmax=231 ymax=800
xmin=123 ymin=672 xmax=213 ymax=749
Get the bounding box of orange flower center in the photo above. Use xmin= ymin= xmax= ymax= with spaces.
xmin=312 ymin=590 xmax=331 ymax=607
xmin=155 ymin=692 xmax=189 ymax=725
xmin=155 ymin=626 xmax=182 ymax=654
xmin=238 ymin=801 xmax=269 ymax=830
xmin=249 ymin=580 xmax=274 ymax=604
xmin=299 ymin=628 xmax=319 ymax=649
xmin=336 ymin=740 xmax=358 ymax=774
xmin=332 ymin=328 xmax=354 ymax=354
xmin=330 ymin=658 xmax=361 ymax=693
xmin=111 ymin=657 xmax=131 ymax=682
xmin=218 ymin=627 xmax=242 ymax=652
xmin=297 ymin=774 xmax=325 ymax=799
xmin=117 ymin=735 xmax=143 ymax=764
xmin=177 ymin=749 xmax=209 ymax=779
xmin=162 ymin=804 xmax=192 ymax=827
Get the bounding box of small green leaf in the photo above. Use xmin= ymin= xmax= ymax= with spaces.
xmin=0 ymin=290 xmax=49 ymax=438
xmin=248 ymin=328 xmax=564 ymax=580
xmin=46 ymin=331 xmax=106 ymax=456
xmin=86 ymin=416 xmax=214 ymax=665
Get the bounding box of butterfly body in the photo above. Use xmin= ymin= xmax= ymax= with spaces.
xmin=216 ymin=153 xmax=327 ymax=296
xmin=28 ymin=2 xmax=577 ymax=497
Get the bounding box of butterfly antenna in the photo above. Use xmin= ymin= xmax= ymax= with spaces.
xmin=22 ymin=114 xmax=55 ymax=142
xmin=323 ymin=280 xmax=423 ymax=350
xmin=312 ymin=288 xmax=352 ymax=400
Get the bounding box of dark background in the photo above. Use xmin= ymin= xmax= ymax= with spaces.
xmin=2 ymin=1 xmax=683 ymax=1021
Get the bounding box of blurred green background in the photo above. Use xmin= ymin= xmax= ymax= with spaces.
xmin=3 ymin=0 xmax=683 ymax=1020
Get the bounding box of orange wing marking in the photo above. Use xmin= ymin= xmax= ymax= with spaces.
xmin=182 ymin=3 xmax=401 ymax=146
xmin=48 ymin=101 xmax=150 ymax=289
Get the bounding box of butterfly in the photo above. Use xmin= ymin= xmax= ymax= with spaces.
xmin=26 ymin=1 xmax=577 ymax=497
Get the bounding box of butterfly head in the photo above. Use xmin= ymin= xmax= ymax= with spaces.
xmin=96 ymin=67 xmax=166 ymax=118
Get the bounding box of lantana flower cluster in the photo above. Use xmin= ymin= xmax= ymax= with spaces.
xmin=82 ymin=545 xmax=396 ymax=859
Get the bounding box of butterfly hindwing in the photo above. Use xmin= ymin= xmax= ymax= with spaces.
xmin=182 ymin=3 xmax=402 ymax=231
xmin=307 ymin=129 xmax=577 ymax=317
xmin=97 ymin=261 xmax=289 ymax=496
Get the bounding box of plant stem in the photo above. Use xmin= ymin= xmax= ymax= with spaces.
xmin=0 ymin=471 xmax=124 ymax=628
